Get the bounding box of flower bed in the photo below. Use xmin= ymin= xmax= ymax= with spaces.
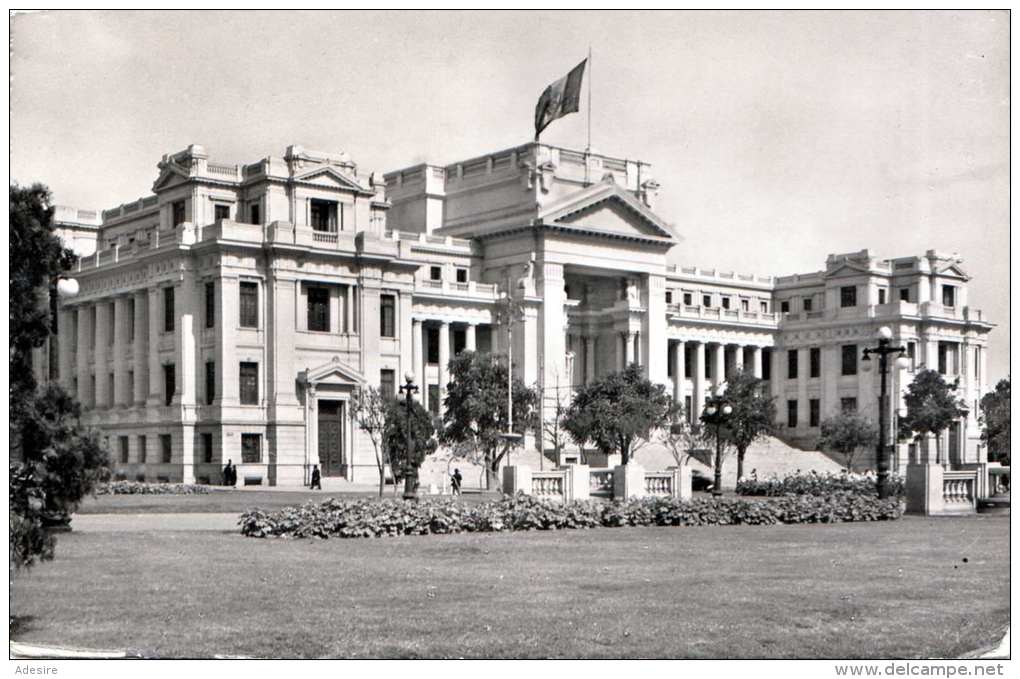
xmin=239 ymin=492 xmax=903 ymax=539
xmin=96 ymin=481 xmax=212 ymax=495
xmin=736 ymin=470 xmax=905 ymax=497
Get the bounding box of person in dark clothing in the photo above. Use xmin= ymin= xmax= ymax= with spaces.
xmin=223 ymin=459 xmax=235 ymax=487
xmin=310 ymin=465 xmax=322 ymax=490
xmin=451 ymin=468 xmax=463 ymax=495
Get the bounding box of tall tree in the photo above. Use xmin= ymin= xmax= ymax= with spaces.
xmin=979 ymin=377 xmax=1010 ymax=466
xmin=561 ymin=364 xmax=672 ymax=465
xmin=818 ymin=411 xmax=879 ymax=471
xmin=440 ymin=351 xmax=540 ymax=491
xmin=656 ymin=400 xmax=707 ymax=468
xmin=717 ymin=370 xmax=776 ymax=480
xmin=898 ymin=369 xmax=965 ymax=465
xmin=350 ymin=386 xmax=390 ymax=497
xmin=384 ymin=397 xmax=437 ymax=489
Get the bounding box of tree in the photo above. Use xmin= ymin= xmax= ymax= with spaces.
xmin=542 ymin=371 xmax=571 ymax=468
xmin=350 ymin=386 xmax=390 ymax=497
xmin=980 ymin=377 xmax=1010 ymax=466
xmin=440 ymin=351 xmax=540 ymax=491
xmin=818 ymin=410 xmax=879 ymax=471
xmin=716 ymin=371 xmax=776 ymax=481
xmin=10 ymin=184 xmax=109 ymax=570
xmin=899 ymin=369 xmax=965 ymax=465
xmin=656 ymin=400 xmax=707 ymax=468
xmin=384 ymin=397 xmax=437 ymax=489
xmin=561 ymin=364 xmax=672 ymax=466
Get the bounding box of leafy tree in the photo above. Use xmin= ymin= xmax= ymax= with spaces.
xmin=716 ymin=371 xmax=776 ymax=481
xmin=818 ymin=411 xmax=879 ymax=471
xmin=561 ymin=364 xmax=672 ymax=465
xmin=898 ymin=369 xmax=965 ymax=465
xmin=440 ymin=351 xmax=540 ymax=491
xmin=350 ymin=386 xmax=390 ymax=497
xmin=656 ymin=401 xmax=707 ymax=468
xmin=980 ymin=377 xmax=1010 ymax=466
xmin=384 ymin=396 xmax=437 ymax=490
xmin=10 ymin=183 xmax=109 ymax=570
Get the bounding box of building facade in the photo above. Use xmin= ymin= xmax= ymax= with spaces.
xmin=38 ymin=142 xmax=994 ymax=485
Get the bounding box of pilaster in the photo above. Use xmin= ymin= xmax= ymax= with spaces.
xmin=76 ymin=306 xmax=90 ymax=405
xmin=132 ymin=291 xmax=148 ymax=405
xmin=644 ymin=274 xmax=667 ymax=384
xmin=146 ymin=288 xmax=163 ymax=406
xmin=113 ymin=296 xmax=130 ymax=406
xmin=94 ymin=301 xmax=111 ymax=408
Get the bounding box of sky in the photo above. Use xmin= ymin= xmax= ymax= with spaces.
xmin=10 ymin=10 xmax=1010 ymax=382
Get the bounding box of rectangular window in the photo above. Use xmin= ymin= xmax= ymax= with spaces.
xmin=721 ymin=297 xmax=731 ymax=310
xmin=942 ymin=285 xmax=955 ymax=307
xmin=841 ymin=345 xmax=858 ymax=376
xmin=841 ymin=397 xmax=858 ymax=413
xmin=802 ymin=297 xmax=813 ymax=312
xmin=307 ymin=287 xmax=330 ymax=332
xmin=108 ymin=303 xmax=116 ymax=345
xmin=214 ymin=204 xmax=230 ymax=221
xmin=380 ymin=369 xmax=396 ymax=399
xmin=427 ymin=326 xmax=440 ymax=364
xmin=787 ymin=350 xmax=798 ymax=379
xmin=138 ymin=435 xmax=147 ymax=463
xmin=380 ymin=294 xmax=396 ymax=338
xmin=430 ymin=266 xmax=442 ymax=281
xmin=702 ymin=294 xmax=712 ymax=308
xmin=239 ymin=362 xmax=259 ymax=405
xmin=761 ymin=348 xmax=772 ymax=381
xmin=453 ymin=328 xmax=466 ymax=355
xmin=780 ymin=300 xmax=790 ymax=313
xmin=840 ymin=286 xmax=857 ymax=308
xmin=741 ymin=298 xmax=749 ymax=312
xmin=455 ymin=268 xmax=468 ymax=283
xmin=91 ymin=306 xmax=97 ymax=347
xmin=205 ymin=281 xmax=216 ymax=329
xmin=683 ymin=292 xmax=692 ymax=306
xmin=310 ymin=199 xmax=338 ymax=232
xmin=90 ymin=375 xmax=96 ymax=405
xmin=119 ymin=436 xmax=129 ymax=464
xmin=974 ymin=346 xmax=981 ymax=380
xmin=239 ymin=281 xmax=258 ymax=328
xmin=787 ymin=400 xmax=798 ymax=428
xmin=665 ymin=291 xmax=672 ymax=305
xmin=205 ymin=361 xmax=215 ymax=405
xmin=241 ymin=434 xmax=261 ymax=463
xmin=810 ymin=348 xmax=821 ymax=378
xmin=164 ymin=287 xmax=175 ymax=332
xmin=907 ymin=341 xmax=917 ymax=370
xmin=809 ymin=399 xmax=820 ymax=427
xmin=202 ymin=433 xmax=213 ymax=464
xmin=108 ymin=373 xmax=115 ymax=405
xmin=878 ymin=288 xmax=887 ymax=305
xmin=164 ymin=364 xmax=175 ymax=406
xmin=161 ymin=434 xmax=172 ymax=464
xmin=127 ymin=371 xmax=134 ymax=400
xmin=172 ymin=200 xmax=186 ymax=227
xmin=427 ymin=385 xmax=440 ymax=416
xmin=127 ymin=297 xmax=135 ymax=341
xmin=250 ymin=203 xmax=261 ymax=225
xmin=938 ymin=342 xmax=949 ymax=375
xmin=899 ymin=287 xmax=910 ymax=302
xmin=760 ymin=301 xmax=768 ymax=313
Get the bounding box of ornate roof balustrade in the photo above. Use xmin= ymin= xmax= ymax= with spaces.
xmin=666 ymin=303 xmax=779 ymax=327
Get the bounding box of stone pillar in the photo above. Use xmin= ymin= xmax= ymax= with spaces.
xmin=906 ymin=463 xmax=944 ymax=515
xmin=147 ymin=288 xmax=163 ymax=406
xmin=268 ymin=274 xmax=299 ymax=407
xmin=692 ymin=342 xmax=706 ymax=421
xmin=113 ymin=296 xmax=130 ymax=407
xmin=624 ymin=331 xmax=635 ymax=366
xmin=565 ymin=464 xmax=590 ymax=502
xmin=57 ymin=307 xmax=75 ymax=392
xmin=675 ymin=467 xmax=693 ymax=501
xmin=584 ymin=336 xmax=595 ymax=384
xmin=735 ymin=345 xmax=746 ymax=375
xmin=613 ymin=463 xmax=646 ymax=500
xmin=132 ymin=291 xmax=148 ymax=405
xmin=644 ymin=273 xmax=667 ymax=382
xmin=633 ymin=331 xmax=642 ymax=367
xmin=502 ymin=465 xmax=532 ymax=496
xmin=94 ymin=301 xmax=111 ymax=408
xmin=712 ymin=343 xmax=725 ymax=390
xmin=538 ymin=262 xmax=566 ymax=445
xmin=438 ymin=321 xmax=450 ymax=415
xmin=173 ymin=276 xmax=197 ymax=407
xmin=76 ymin=305 xmax=90 ymax=405
xmin=751 ymin=345 xmax=762 ymax=378
xmin=216 ymin=277 xmax=239 ymax=405
xmin=672 ymin=340 xmax=686 ymax=405
xmin=412 ymin=319 xmax=423 ymax=403
xmin=465 ymin=322 xmax=476 ymax=352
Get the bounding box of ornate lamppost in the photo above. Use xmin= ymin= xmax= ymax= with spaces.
xmin=861 ymin=326 xmax=910 ymax=499
xmin=495 ymin=291 xmax=525 ymax=466
xmin=48 ymin=276 xmax=80 ymax=380
xmin=399 ymin=371 xmax=419 ymax=501
xmin=701 ymin=385 xmax=733 ymax=497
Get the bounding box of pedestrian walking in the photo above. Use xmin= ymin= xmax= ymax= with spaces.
xmin=223 ymin=459 xmax=235 ymax=487
xmin=311 ymin=465 xmax=322 ymax=490
xmin=451 ymin=468 xmax=463 ymax=495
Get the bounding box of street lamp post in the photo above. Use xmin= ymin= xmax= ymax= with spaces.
xmin=48 ymin=276 xmax=80 ymax=380
xmin=861 ymin=326 xmax=910 ymax=499
xmin=701 ymin=387 xmax=733 ymax=497
xmin=399 ymin=371 xmax=419 ymax=501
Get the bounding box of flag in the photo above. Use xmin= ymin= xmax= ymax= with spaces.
xmin=534 ymin=58 xmax=587 ymax=140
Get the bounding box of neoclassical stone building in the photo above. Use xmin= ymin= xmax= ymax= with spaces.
xmin=38 ymin=142 xmax=994 ymax=486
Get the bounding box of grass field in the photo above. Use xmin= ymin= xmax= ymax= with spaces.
xmin=10 ymin=514 xmax=1008 ymax=659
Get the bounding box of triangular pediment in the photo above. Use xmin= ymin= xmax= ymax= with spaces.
xmin=301 ymin=357 xmax=366 ymax=386
xmin=938 ymin=263 xmax=970 ymax=280
xmin=292 ymin=166 xmax=373 ymax=194
xmin=824 ymin=262 xmax=871 ymax=279
xmin=152 ymin=164 xmax=190 ymax=192
xmin=539 ymin=181 xmax=678 ymax=242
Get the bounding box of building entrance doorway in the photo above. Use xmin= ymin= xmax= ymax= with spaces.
xmin=317 ymin=400 xmax=346 ymax=476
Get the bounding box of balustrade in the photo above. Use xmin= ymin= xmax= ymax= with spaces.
xmin=644 ymin=473 xmax=674 ymax=496
xmin=531 ymin=472 xmax=565 ymax=497
xmin=942 ymin=471 xmax=976 ymax=508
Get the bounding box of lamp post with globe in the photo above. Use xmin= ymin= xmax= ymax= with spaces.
xmin=701 ymin=383 xmax=733 ymax=497
xmin=398 ymin=371 xmax=419 ymax=501
xmin=861 ymin=326 xmax=911 ymax=499
xmin=48 ymin=276 xmax=80 ymax=380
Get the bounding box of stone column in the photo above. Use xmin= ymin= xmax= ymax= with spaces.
xmin=538 ymin=262 xmax=566 ymax=448
xmin=216 ymin=277 xmax=239 ymax=405
xmin=712 ymin=343 xmax=725 ymax=390
xmin=584 ymin=336 xmax=595 ymax=384
xmin=147 ymin=288 xmax=163 ymax=406
xmin=173 ymin=276 xmax=198 ymax=407
xmin=268 ymin=273 xmax=299 ymax=408
xmin=465 ymin=323 xmax=476 ymax=352
xmin=735 ymin=345 xmax=746 ymax=376
xmin=94 ymin=301 xmax=111 ymax=408
xmin=76 ymin=305 xmax=90 ymax=405
xmin=751 ymin=345 xmax=762 ymax=378
xmin=57 ymin=307 xmax=75 ymax=392
xmin=624 ymin=331 xmax=635 ymax=366
xmin=412 ymin=319 xmax=423 ymax=403
xmin=438 ymin=321 xmax=450 ymax=415
xmin=113 ymin=296 xmax=130 ymax=407
xmin=643 ymin=273 xmax=667 ymax=382
xmin=672 ymin=340 xmax=686 ymax=405
xmin=692 ymin=341 xmax=706 ymax=421
xmin=633 ymin=331 xmax=642 ymax=367
xmin=131 ymin=291 xmax=148 ymax=405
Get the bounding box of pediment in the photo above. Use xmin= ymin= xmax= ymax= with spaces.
xmin=292 ymin=166 xmax=373 ymax=194
xmin=152 ymin=164 xmax=190 ymax=192
xmin=937 ymin=263 xmax=970 ymax=280
xmin=540 ymin=182 xmax=678 ymax=242
xmin=301 ymin=357 xmax=366 ymax=387
xmin=824 ymin=262 xmax=871 ymax=279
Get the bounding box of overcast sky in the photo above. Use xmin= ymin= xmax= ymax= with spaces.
xmin=10 ymin=10 xmax=1010 ymax=382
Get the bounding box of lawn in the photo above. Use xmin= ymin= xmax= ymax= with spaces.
xmin=10 ymin=515 xmax=1009 ymax=659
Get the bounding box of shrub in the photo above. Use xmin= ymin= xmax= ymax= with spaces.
xmin=239 ymin=492 xmax=903 ymax=539
xmin=95 ymin=481 xmax=212 ymax=495
xmin=736 ymin=470 xmax=905 ymax=497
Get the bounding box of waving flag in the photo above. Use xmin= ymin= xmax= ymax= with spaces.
xmin=534 ymin=58 xmax=587 ymax=141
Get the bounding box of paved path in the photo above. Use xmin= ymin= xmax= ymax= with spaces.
xmin=71 ymin=512 xmax=241 ymax=532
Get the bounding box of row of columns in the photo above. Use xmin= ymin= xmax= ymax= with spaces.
xmin=669 ymin=340 xmax=766 ymax=420
xmin=410 ymin=319 xmax=479 ymax=413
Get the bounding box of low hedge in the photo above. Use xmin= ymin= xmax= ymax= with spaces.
xmin=96 ymin=481 xmax=212 ymax=495
xmin=239 ymin=492 xmax=903 ymax=539
xmin=736 ymin=470 xmax=905 ymax=497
